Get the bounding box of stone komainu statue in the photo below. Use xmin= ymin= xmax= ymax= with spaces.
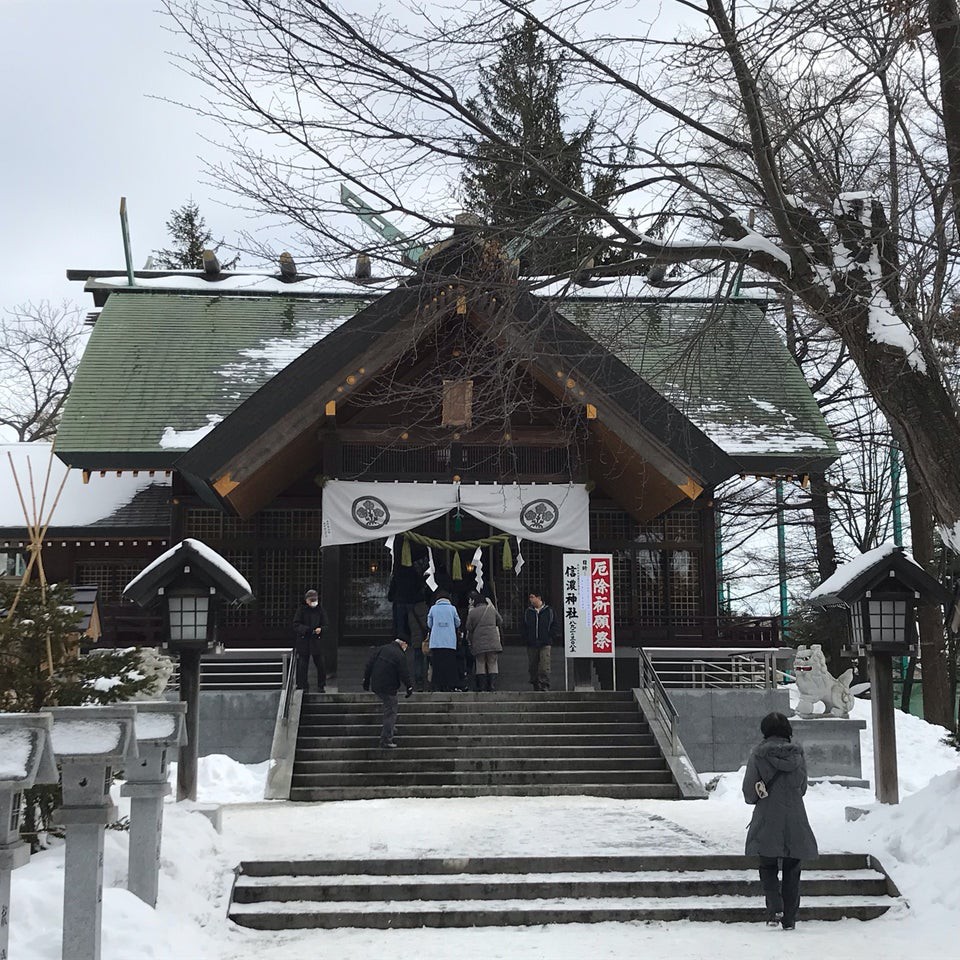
xmin=793 ymin=644 xmax=855 ymax=718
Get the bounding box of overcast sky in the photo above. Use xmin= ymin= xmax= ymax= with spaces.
xmin=1 ymin=0 xmax=244 ymax=312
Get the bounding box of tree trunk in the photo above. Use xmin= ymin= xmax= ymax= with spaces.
xmin=809 ymin=292 xmax=960 ymax=547
xmin=930 ymin=0 xmax=960 ymax=233
xmin=809 ymin=473 xmax=838 ymax=581
xmin=906 ymin=466 xmax=955 ymax=730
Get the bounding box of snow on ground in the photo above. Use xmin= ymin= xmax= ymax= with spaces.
xmin=9 ymin=699 xmax=959 ymax=959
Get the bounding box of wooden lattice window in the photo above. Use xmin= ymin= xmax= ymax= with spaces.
xmin=442 ymin=379 xmax=473 ymax=426
xmin=74 ymin=560 xmax=151 ymax=605
xmin=669 ymin=549 xmax=701 ymax=625
xmin=492 ymin=540 xmax=546 ymax=633
xmin=343 ymin=542 xmax=392 ymax=632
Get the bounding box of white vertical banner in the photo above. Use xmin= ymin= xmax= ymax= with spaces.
xmin=562 ymin=553 xmax=616 ymax=658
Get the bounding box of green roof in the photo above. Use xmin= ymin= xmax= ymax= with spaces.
xmin=556 ymin=296 xmax=838 ymax=470
xmin=56 ymin=284 xmax=836 ymax=474
xmin=55 ymin=290 xmax=372 ymax=467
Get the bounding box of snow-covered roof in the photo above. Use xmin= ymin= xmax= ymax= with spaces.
xmin=86 ymin=271 xmax=398 ymax=297
xmin=809 ymin=543 xmax=924 ymax=601
xmin=0 ymin=443 xmax=170 ymax=530
xmin=123 ymin=537 xmax=254 ymax=603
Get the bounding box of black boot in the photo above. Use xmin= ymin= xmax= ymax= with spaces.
xmin=474 ymin=674 xmax=484 ymax=692
xmin=486 ymin=674 xmax=496 ymax=692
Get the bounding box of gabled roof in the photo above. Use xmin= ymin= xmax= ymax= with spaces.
xmin=55 ymin=275 xmax=837 ymax=510
xmin=122 ymin=537 xmax=254 ymax=605
xmin=174 ymin=283 xmax=741 ymax=515
xmin=810 ymin=543 xmax=950 ymax=607
xmin=557 ymin=295 xmax=837 ymax=473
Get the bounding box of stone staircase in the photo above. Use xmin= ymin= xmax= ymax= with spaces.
xmin=228 ymin=853 xmax=903 ymax=929
xmin=289 ymin=691 xmax=680 ymax=800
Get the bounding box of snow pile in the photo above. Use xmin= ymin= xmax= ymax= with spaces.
xmin=849 ymin=768 xmax=960 ymax=913
xmin=168 ymin=754 xmax=270 ymax=804
xmin=134 ymin=712 xmax=177 ymax=741
xmin=0 ymin=729 xmax=31 ymax=780
xmin=10 ymin=794 xmax=234 ymax=960
xmin=50 ymin=720 xmax=123 ymax=755
xmin=158 ymin=414 xmax=224 ymax=450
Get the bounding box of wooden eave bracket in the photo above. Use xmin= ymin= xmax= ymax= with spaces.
xmin=213 ymin=473 xmax=239 ymax=497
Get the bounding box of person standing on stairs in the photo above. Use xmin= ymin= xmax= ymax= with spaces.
xmin=465 ymin=591 xmax=503 ymax=691
xmin=742 ymin=711 xmax=819 ymax=931
xmin=362 ymin=637 xmax=414 ymax=749
xmin=426 ymin=591 xmax=461 ymax=691
xmin=523 ymin=590 xmax=559 ymax=691
xmin=292 ymin=588 xmax=328 ymax=693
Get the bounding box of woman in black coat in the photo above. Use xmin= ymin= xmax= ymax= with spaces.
xmin=742 ymin=712 xmax=818 ymax=930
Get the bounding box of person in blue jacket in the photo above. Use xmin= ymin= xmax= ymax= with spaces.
xmin=426 ymin=591 xmax=461 ymax=691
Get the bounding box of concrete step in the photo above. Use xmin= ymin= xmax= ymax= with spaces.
xmin=286 ymin=690 xmax=676 ymax=801
xmin=290 ymin=770 xmax=675 ymax=787
xmin=287 ymin=783 xmax=682 ymax=800
xmin=297 ymin=722 xmax=652 ymax=737
xmin=228 ymin=854 xmax=900 ymax=929
xmin=239 ymin=853 xmax=877 ymax=876
xmin=291 ymin=757 xmax=670 ymax=774
xmin=299 ymin=712 xmax=647 ymax=726
xmin=295 ymin=734 xmax=658 ymax=750
xmin=302 ymin=691 xmax=637 ymax=704
xmin=233 ymin=873 xmax=889 ymax=904
xmin=229 ymin=898 xmax=894 ymax=928
xmin=293 ymin=745 xmax=666 ymax=761
xmin=301 ymin=700 xmax=642 ymax=715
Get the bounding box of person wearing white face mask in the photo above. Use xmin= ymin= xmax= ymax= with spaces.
xmin=293 ymin=588 xmax=329 ymax=692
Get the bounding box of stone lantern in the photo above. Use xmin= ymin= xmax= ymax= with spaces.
xmin=49 ymin=704 xmax=138 ymax=960
xmin=0 ymin=713 xmax=58 ymax=960
xmin=810 ymin=543 xmax=950 ymax=804
xmin=122 ymin=538 xmax=253 ymax=801
xmin=121 ymin=701 xmax=187 ymax=907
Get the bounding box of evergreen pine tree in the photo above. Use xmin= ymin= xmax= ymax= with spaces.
xmin=461 ymin=22 xmax=627 ymax=275
xmin=0 ymin=580 xmax=159 ymax=848
xmin=154 ymin=200 xmax=239 ymax=270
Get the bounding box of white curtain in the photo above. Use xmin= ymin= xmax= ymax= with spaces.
xmin=320 ymin=480 xmax=590 ymax=550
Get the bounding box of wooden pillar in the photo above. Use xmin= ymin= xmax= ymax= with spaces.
xmin=700 ymin=491 xmax=719 ymax=643
xmin=321 ymin=425 xmax=342 ymax=683
xmin=868 ymin=653 xmax=899 ymax=804
xmin=322 ymin=546 xmax=341 ymax=682
xmin=177 ymin=648 xmax=201 ymax=802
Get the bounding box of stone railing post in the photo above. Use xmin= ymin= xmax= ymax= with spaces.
xmin=0 ymin=714 xmax=58 ymax=960
xmin=122 ymin=701 xmax=187 ymax=907
xmin=50 ymin=705 xmax=138 ymax=960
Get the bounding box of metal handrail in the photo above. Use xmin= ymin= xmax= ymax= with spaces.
xmin=279 ymin=649 xmax=298 ymax=725
xmin=642 ymin=647 xmax=794 ymax=690
xmin=637 ymin=647 xmax=679 ymax=754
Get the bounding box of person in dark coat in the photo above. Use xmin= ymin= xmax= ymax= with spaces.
xmin=387 ymin=560 xmax=427 ymax=642
xmin=407 ymin=598 xmax=430 ymax=691
xmin=292 ymin=588 xmax=328 ymax=692
xmin=742 ymin=712 xmax=819 ymax=930
xmin=363 ymin=638 xmax=414 ymax=748
xmin=522 ymin=591 xmax=558 ymax=691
